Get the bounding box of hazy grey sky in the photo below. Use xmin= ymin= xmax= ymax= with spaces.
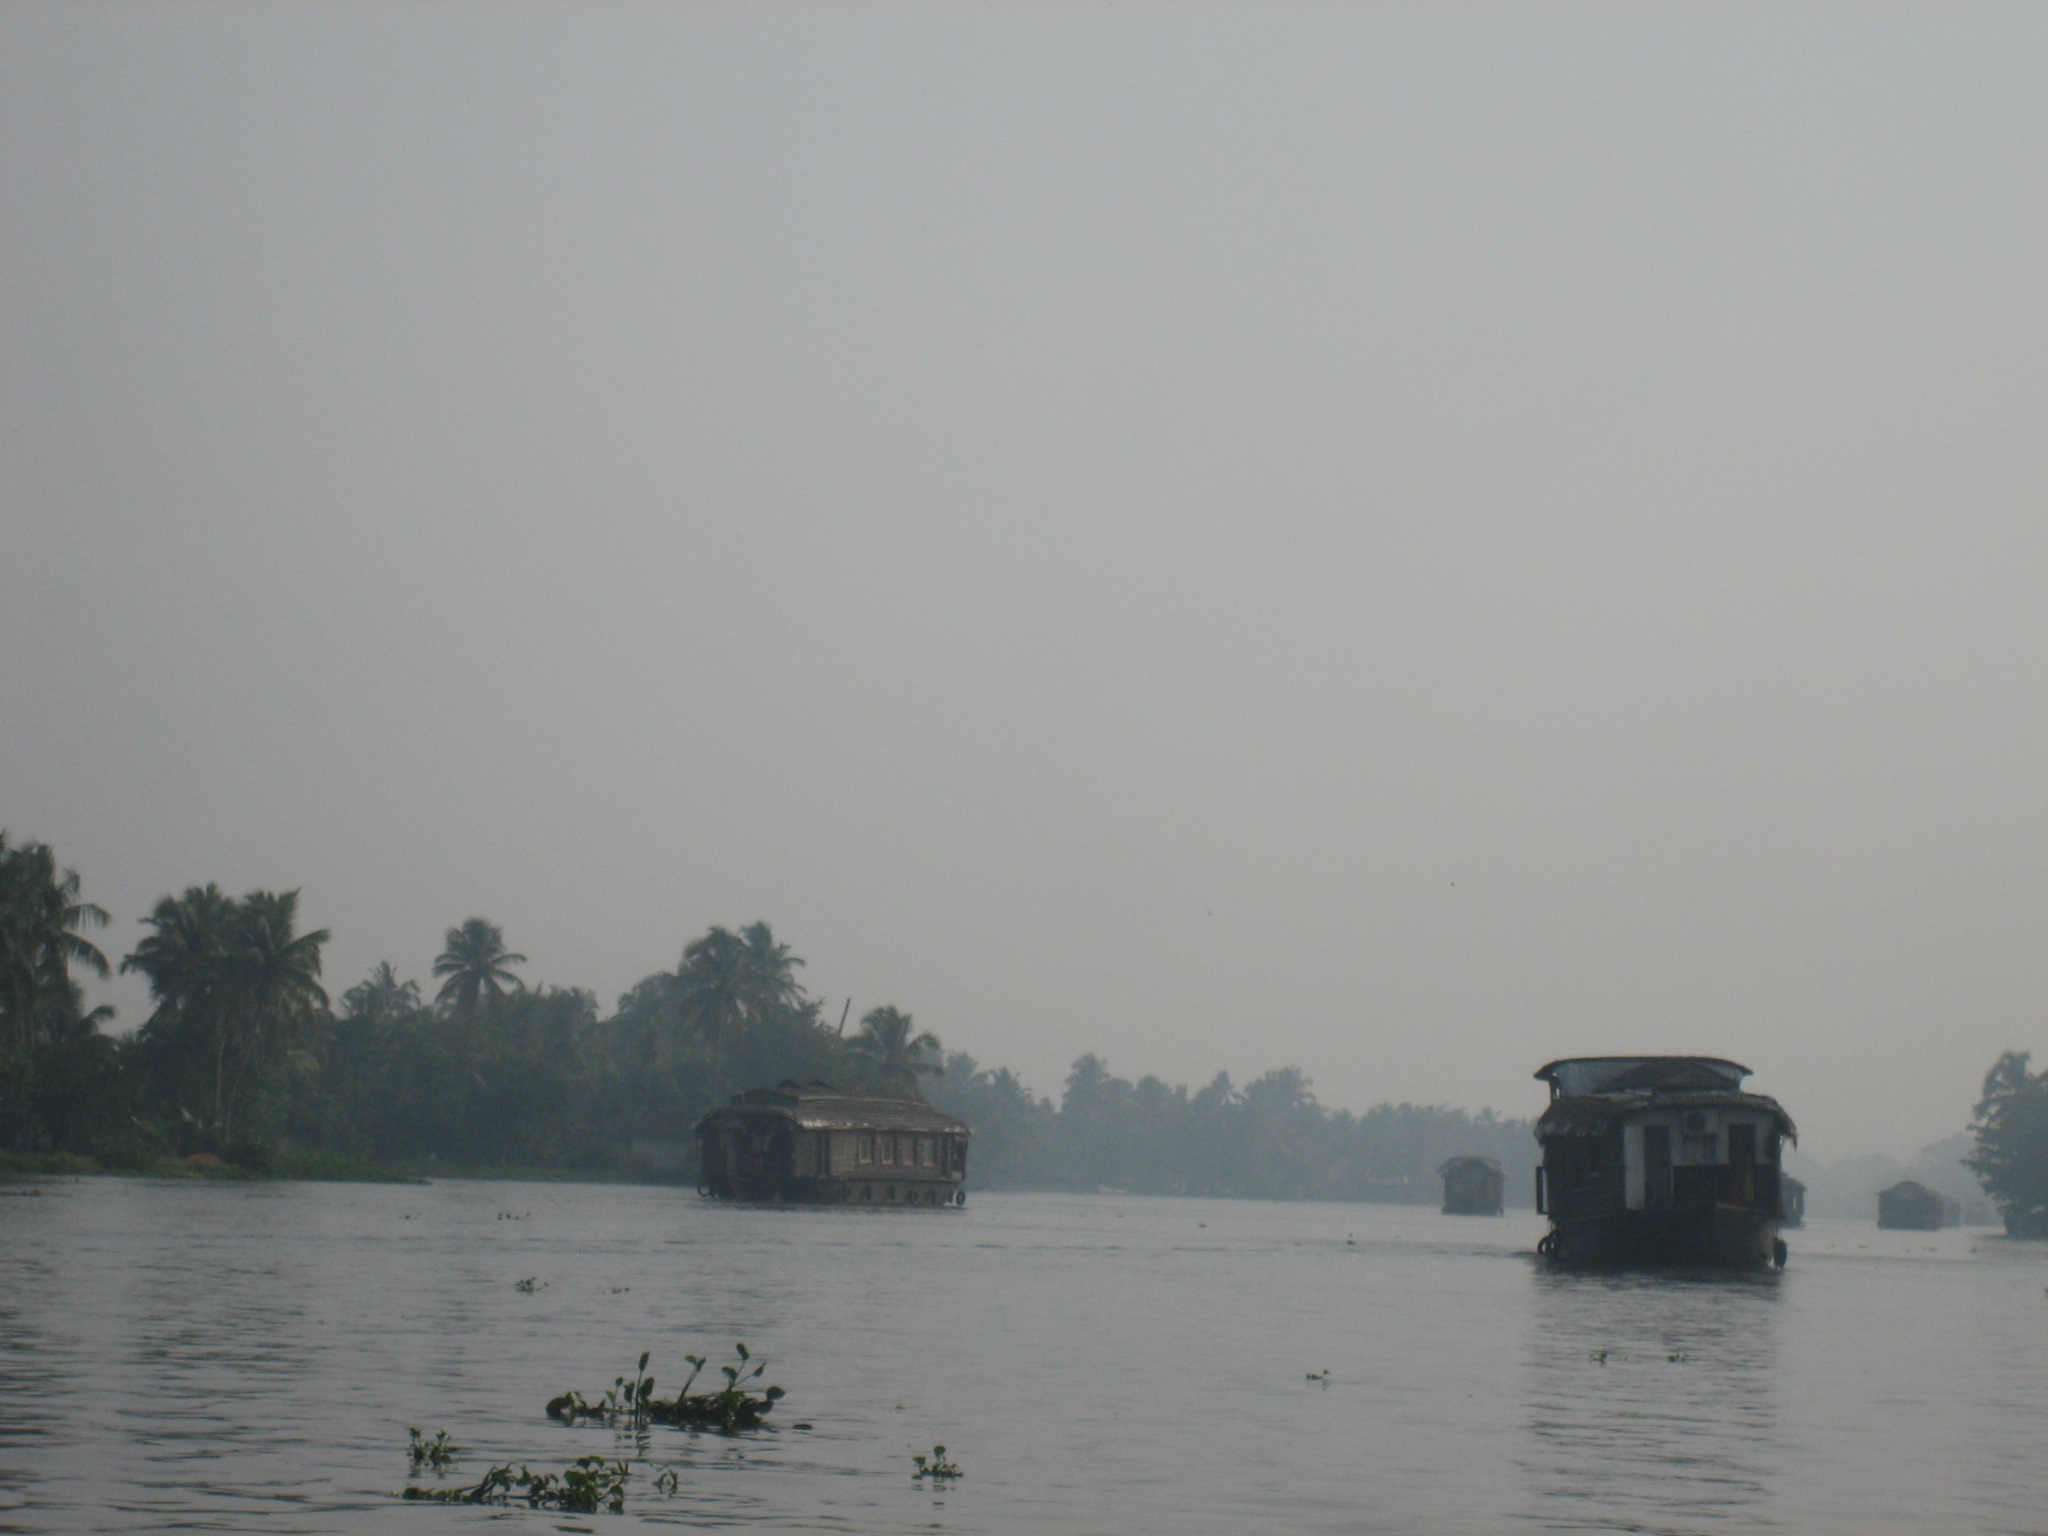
xmin=4 ymin=3 xmax=2044 ymax=1158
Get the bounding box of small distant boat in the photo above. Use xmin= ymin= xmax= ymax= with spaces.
xmin=1779 ymin=1174 xmax=1806 ymax=1229
xmin=693 ymin=1080 xmax=969 ymax=1207
xmin=1533 ymin=1057 xmax=1795 ymax=1269
xmin=1440 ymin=1155 xmax=1505 ymax=1215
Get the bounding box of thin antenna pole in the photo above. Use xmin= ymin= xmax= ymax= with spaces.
xmin=837 ymin=998 xmax=852 ymax=1035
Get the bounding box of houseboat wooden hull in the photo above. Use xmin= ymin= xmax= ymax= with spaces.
xmin=1540 ymin=1202 xmax=1782 ymax=1268
xmin=709 ymin=1172 xmax=965 ymax=1207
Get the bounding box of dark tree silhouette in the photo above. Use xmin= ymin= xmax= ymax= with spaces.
xmin=848 ymin=1005 xmax=942 ymax=1096
xmin=1968 ymin=1050 xmax=2048 ymax=1238
xmin=672 ymin=921 xmax=805 ymax=1053
xmin=0 ymin=833 xmax=110 ymax=1054
xmin=125 ymin=885 xmax=328 ymax=1143
xmin=433 ymin=919 xmax=526 ymax=1018
xmin=342 ymin=961 xmax=422 ymax=1022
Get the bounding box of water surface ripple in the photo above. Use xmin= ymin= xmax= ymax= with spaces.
xmin=2 ymin=1179 xmax=2043 ymax=1533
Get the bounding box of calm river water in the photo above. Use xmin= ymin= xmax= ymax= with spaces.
xmin=2 ymin=1177 xmax=2045 ymax=1534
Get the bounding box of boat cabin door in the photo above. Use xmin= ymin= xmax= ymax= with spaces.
xmin=1727 ymin=1122 xmax=1756 ymax=1205
xmin=1643 ymin=1123 xmax=1673 ymax=1209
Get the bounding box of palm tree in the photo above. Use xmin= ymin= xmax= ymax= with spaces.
xmin=0 ymin=834 xmax=110 ymax=1054
xmin=433 ymin=918 xmax=526 ymax=1018
xmin=671 ymin=920 xmax=808 ymax=1055
xmin=737 ymin=921 xmax=805 ymax=1014
xmin=124 ymin=885 xmax=329 ymax=1142
xmin=671 ymin=926 xmax=750 ymax=1052
xmin=123 ymin=876 xmax=234 ymax=999
xmin=848 ymin=1005 xmax=942 ymax=1097
xmin=216 ymin=890 xmax=329 ymax=1137
xmin=124 ymin=883 xmax=239 ymax=1036
xmin=341 ymin=961 xmax=422 ymax=1023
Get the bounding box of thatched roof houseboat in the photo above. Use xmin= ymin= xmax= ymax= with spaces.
xmin=694 ymin=1081 xmax=969 ymax=1206
xmin=1877 ymin=1179 xmax=1959 ymax=1231
xmin=1534 ymin=1056 xmax=1796 ymax=1269
xmin=1440 ymin=1155 xmax=1505 ymax=1215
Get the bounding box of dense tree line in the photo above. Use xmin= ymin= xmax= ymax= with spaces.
xmin=0 ymin=838 xmax=955 ymax=1172
xmin=20 ymin=833 xmax=2040 ymax=1228
xmin=929 ymin=1052 xmax=1536 ymax=1202
xmin=0 ymin=836 xmax=1539 ymax=1197
xmin=0 ymin=839 xmax=1547 ymax=1200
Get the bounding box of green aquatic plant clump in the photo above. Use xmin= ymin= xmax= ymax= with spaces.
xmin=406 ymin=1427 xmax=461 ymax=1472
xmin=548 ymin=1345 xmax=785 ymax=1434
xmin=912 ymin=1445 xmax=962 ymax=1482
xmin=402 ymin=1456 xmax=630 ymax=1513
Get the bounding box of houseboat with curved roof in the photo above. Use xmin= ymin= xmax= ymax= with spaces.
xmin=1877 ymin=1179 xmax=1959 ymax=1230
xmin=694 ymin=1081 xmax=969 ymax=1206
xmin=1534 ymin=1056 xmax=1795 ymax=1268
xmin=1440 ymin=1155 xmax=1506 ymax=1215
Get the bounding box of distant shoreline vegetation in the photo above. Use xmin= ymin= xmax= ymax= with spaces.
xmin=2 ymin=832 xmax=2042 ymax=1232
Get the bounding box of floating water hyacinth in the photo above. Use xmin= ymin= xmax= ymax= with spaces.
xmin=547 ymin=1345 xmax=785 ymax=1434
xmin=405 ymin=1427 xmax=460 ymax=1473
xmin=402 ymin=1455 xmax=630 ymax=1513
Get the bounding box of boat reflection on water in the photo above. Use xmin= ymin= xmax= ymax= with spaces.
xmin=1516 ymin=1264 xmax=1785 ymax=1534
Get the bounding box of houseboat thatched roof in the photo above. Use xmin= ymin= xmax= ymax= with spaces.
xmin=1438 ymin=1155 xmax=1503 ymax=1176
xmin=1533 ymin=1057 xmax=1751 ymax=1097
xmin=693 ymin=1080 xmax=968 ymax=1137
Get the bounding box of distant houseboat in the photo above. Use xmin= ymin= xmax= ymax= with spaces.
xmin=1877 ymin=1180 xmax=1959 ymax=1230
xmin=1441 ymin=1156 xmax=1505 ymax=1215
xmin=1780 ymin=1174 xmax=1806 ymax=1229
xmin=1534 ymin=1057 xmax=1796 ymax=1269
xmin=694 ymin=1081 xmax=969 ymax=1206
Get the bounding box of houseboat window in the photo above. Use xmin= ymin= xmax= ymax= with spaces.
xmin=917 ymin=1137 xmax=934 ymax=1167
xmin=880 ymin=1136 xmax=896 ymax=1166
xmin=857 ymin=1134 xmax=874 ymax=1165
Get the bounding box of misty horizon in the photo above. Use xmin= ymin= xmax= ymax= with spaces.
xmin=7 ymin=3 xmax=2046 ymax=1162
